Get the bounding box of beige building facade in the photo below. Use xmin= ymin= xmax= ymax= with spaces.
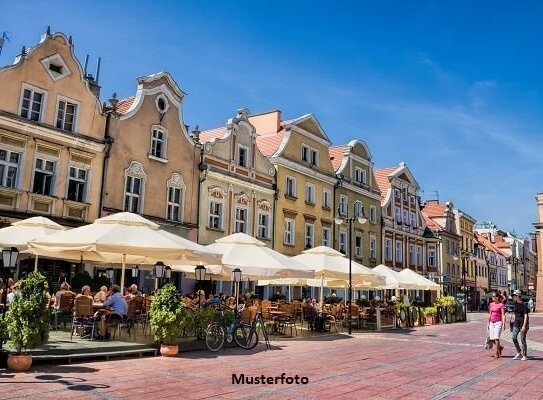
xmin=329 ymin=140 xmax=382 ymax=267
xmin=252 ymin=111 xmax=336 ymax=257
xmin=104 ymin=72 xmax=199 ymax=240
xmin=0 ymin=30 xmax=105 ymax=226
xmin=198 ymin=108 xmax=276 ymax=246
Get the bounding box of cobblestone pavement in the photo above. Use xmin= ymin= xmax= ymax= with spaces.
xmin=2 ymin=313 xmax=543 ymax=399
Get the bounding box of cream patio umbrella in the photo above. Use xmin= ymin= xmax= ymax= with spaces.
xmin=0 ymin=216 xmax=67 ymax=271
xmin=291 ymin=246 xmax=386 ymax=301
xmin=203 ymin=233 xmax=314 ymax=280
xmin=373 ymin=264 xmax=416 ymax=289
xmin=398 ymin=268 xmax=441 ymax=291
xmin=28 ymin=212 xmax=222 ymax=293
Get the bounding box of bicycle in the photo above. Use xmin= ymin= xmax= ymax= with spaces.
xmin=205 ymin=305 xmax=259 ymax=352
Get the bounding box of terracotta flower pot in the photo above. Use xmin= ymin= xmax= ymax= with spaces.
xmin=160 ymin=344 xmax=179 ymax=357
xmin=7 ymin=354 xmax=32 ymax=372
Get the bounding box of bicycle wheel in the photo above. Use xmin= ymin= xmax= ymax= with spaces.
xmin=234 ymin=323 xmax=258 ymax=350
xmin=205 ymin=322 xmax=226 ymax=352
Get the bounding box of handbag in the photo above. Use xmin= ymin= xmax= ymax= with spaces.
xmin=484 ymin=327 xmax=493 ymax=349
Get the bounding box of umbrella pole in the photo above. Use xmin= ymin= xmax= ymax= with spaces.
xmin=120 ymin=254 xmax=126 ymax=295
xmin=320 ymin=274 xmax=324 ymax=305
xmin=34 ymin=255 xmax=39 ymax=272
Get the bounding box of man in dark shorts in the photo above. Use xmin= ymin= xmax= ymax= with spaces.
xmin=510 ymin=289 xmax=529 ymax=360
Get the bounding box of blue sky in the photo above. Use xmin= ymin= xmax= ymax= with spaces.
xmin=1 ymin=1 xmax=542 ymax=238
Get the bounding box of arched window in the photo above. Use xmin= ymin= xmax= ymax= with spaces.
xmin=124 ymin=161 xmax=146 ymax=213
xmin=166 ymin=173 xmax=185 ymax=222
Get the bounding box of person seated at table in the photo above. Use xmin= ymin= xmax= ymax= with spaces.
xmin=7 ymin=278 xmax=15 ymax=293
xmin=208 ymin=294 xmax=221 ymax=306
xmin=6 ymin=282 xmax=18 ymax=305
xmin=53 ymin=282 xmax=74 ymax=310
xmin=94 ymin=286 xmax=108 ymax=303
xmin=130 ymin=284 xmax=142 ymax=296
xmin=96 ymin=285 xmax=127 ymax=339
xmin=225 ymin=296 xmax=237 ymax=310
xmin=123 ymin=286 xmax=135 ymax=301
xmin=219 ymin=293 xmax=226 ymax=302
xmin=76 ymin=285 xmax=93 ymax=300
xmin=192 ymin=290 xmax=207 ymax=307
xmin=310 ymin=299 xmax=325 ymax=331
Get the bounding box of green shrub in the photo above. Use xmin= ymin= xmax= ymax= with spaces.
xmin=324 ymin=295 xmax=343 ymax=304
xmin=6 ymin=272 xmax=51 ymax=353
xmin=192 ymin=306 xmax=234 ymax=333
xmin=71 ymin=271 xmax=92 ymax=291
xmin=150 ymin=283 xmax=190 ymax=345
xmin=423 ymin=306 xmax=437 ymax=317
xmin=90 ymin=275 xmax=110 ymax=292
xmin=271 ymin=293 xmax=286 ymax=302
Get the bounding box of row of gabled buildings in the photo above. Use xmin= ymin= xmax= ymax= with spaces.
xmin=0 ymin=28 xmax=538 ymax=303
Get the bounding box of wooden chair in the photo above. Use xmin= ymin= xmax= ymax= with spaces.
xmin=275 ymin=304 xmax=298 ymax=336
xmin=114 ymin=298 xmax=138 ymax=340
xmin=54 ymin=291 xmax=75 ymax=330
xmin=70 ymin=296 xmax=97 ymax=340
xmin=142 ymin=295 xmax=153 ymax=335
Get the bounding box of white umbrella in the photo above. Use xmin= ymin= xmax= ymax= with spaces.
xmin=204 ymin=233 xmax=314 ymax=280
xmin=0 ymin=216 xmax=67 ymax=271
xmin=398 ymin=268 xmax=441 ymax=291
xmin=373 ymin=264 xmax=416 ymax=289
xmin=29 ymin=212 xmax=222 ymax=293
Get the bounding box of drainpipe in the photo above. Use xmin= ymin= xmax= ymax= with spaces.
xmin=98 ymin=94 xmax=118 ymax=217
xmin=193 ymin=126 xmax=207 ymax=243
xmin=272 ymin=183 xmax=278 ymax=249
xmin=332 ymin=175 xmax=343 ymax=248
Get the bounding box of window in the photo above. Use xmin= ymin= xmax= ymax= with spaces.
xmin=339 ymin=230 xmax=347 ymax=254
xmin=370 ymin=238 xmax=376 ymax=260
xmin=410 ymin=212 xmax=417 ymax=228
xmin=409 ymin=244 xmax=415 ymax=264
xmin=167 ymin=186 xmax=183 ymax=222
xmin=402 ymin=188 xmax=408 ymax=201
xmin=124 ymin=175 xmax=142 ymax=213
xmin=395 ymin=208 xmax=401 ymax=223
xmin=301 ymin=144 xmax=309 ymax=162
xmin=32 ymin=158 xmax=56 ymax=196
xmin=150 ymin=129 xmax=166 ymax=159
xmin=284 ymin=218 xmax=295 ymax=245
xmin=305 ymin=223 xmax=314 ymax=248
xmin=394 ymin=189 xmax=400 ymax=199
xmin=235 ymin=207 xmax=247 ymax=233
xmin=301 ymin=144 xmax=317 ymax=165
xmin=305 ymin=183 xmax=315 ymax=204
xmin=403 ymin=210 xmax=409 ymax=225
xmin=0 ymin=149 xmax=20 ymax=188
xmin=322 ymin=227 xmax=331 ymax=247
xmin=67 ymin=166 xmax=88 ymax=202
xmin=258 ymin=213 xmax=269 ymax=239
xmin=385 ymin=238 xmax=392 ymax=261
xmin=354 ymin=167 xmax=366 ymax=184
xmin=20 ymin=86 xmax=44 ymax=122
xmin=396 ymin=240 xmax=403 ymax=262
xmin=56 ymin=99 xmax=77 ymax=132
xmin=354 ymin=201 xmax=363 ymax=218
xmin=323 ymin=190 xmax=331 ymax=209
xmin=416 ymin=246 xmax=422 ymax=266
xmin=209 ymin=201 xmax=223 ymax=229
xmin=355 ymin=233 xmax=362 ymax=257
xmin=445 ymin=240 xmax=450 ymax=254
xmin=370 ymin=205 xmax=377 ymax=224
xmin=286 ymin=176 xmax=296 ymax=197
xmin=339 ymin=195 xmax=348 ymax=214
xmin=238 ymin=145 xmax=248 ymax=168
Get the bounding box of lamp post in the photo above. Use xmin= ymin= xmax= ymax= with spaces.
xmin=454 ymin=251 xmax=476 ymax=320
xmin=232 ymin=268 xmax=242 ymax=312
xmin=195 ymin=265 xmax=206 ymax=308
xmin=165 ymin=266 xmax=172 ymax=283
xmin=334 ymin=199 xmax=367 ymax=335
xmin=153 ymin=261 xmax=166 ymax=289
xmin=2 ymin=247 xmax=19 ymax=287
xmin=131 ymin=265 xmax=139 ymax=284
xmin=106 ymin=267 xmax=114 ymax=285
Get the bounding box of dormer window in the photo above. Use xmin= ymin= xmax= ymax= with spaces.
xmin=354 ymin=167 xmax=367 ymax=185
xmin=56 ymin=98 xmax=78 ymax=132
xmin=20 ymin=84 xmax=45 ymax=122
xmin=238 ymin=145 xmax=249 ymax=168
xmin=155 ymin=94 xmax=169 ymax=114
xmin=301 ymin=144 xmax=318 ymax=166
xmin=150 ymin=127 xmax=168 ymax=159
xmin=40 ymin=53 xmax=70 ymax=81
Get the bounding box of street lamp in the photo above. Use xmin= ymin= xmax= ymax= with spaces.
xmin=131 ymin=265 xmax=139 ymax=283
xmin=334 ymin=199 xmax=367 ymax=335
xmin=195 ymin=265 xmax=206 ymax=307
xmin=454 ymin=251 xmax=476 ymax=320
xmin=106 ymin=267 xmax=114 ymax=284
xmin=232 ymin=267 xmax=242 ymax=312
xmin=153 ymin=261 xmax=167 ymax=289
xmin=2 ymin=247 xmax=18 ymax=289
xmin=165 ymin=266 xmax=172 ymax=281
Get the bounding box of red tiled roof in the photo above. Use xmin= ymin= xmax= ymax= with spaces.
xmin=256 ymin=132 xmax=285 ymax=157
xmin=422 ymin=212 xmax=443 ymax=231
xmin=116 ymin=96 xmax=135 ymax=114
xmin=329 ymin=146 xmax=347 ymax=171
xmin=373 ymin=167 xmax=399 ymax=199
xmin=475 ymin=233 xmax=509 ymax=257
xmin=422 ymin=201 xmax=446 ymax=218
xmin=200 ymin=127 xmax=228 ymax=143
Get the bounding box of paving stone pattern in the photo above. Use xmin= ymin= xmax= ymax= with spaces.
xmin=2 ymin=313 xmax=543 ymax=399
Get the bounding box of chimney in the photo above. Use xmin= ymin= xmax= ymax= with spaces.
xmin=248 ymin=110 xmax=282 ymax=135
xmin=85 ymin=74 xmax=101 ymax=98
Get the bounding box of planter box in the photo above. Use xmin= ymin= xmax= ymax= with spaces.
xmin=425 ymin=316 xmax=437 ymax=325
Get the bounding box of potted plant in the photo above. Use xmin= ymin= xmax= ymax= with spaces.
xmin=423 ymin=306 xmax=437 ymax=325
xmin=5 ymin=272 xmax=50 ymax=371
xmin=150 ymin=283 xmax=190 ymax=356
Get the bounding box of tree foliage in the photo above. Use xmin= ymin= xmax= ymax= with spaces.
xmin=150 ymin=283 xmax=190 ymax=345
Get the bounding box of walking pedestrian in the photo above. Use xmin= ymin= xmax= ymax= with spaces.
xmin=528 ymin=297 xmax=534 ymax=313
xmin=488 ymin=292 xmax=505 ymax=358
xmin=510 ymin=290 xmax=529 ymax=360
